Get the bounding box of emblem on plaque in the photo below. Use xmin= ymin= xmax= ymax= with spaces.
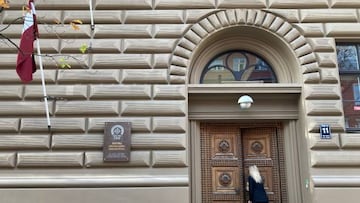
xmin=103 ymin=122 xmax=131 ymax=162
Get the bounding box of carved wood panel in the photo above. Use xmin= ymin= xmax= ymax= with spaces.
xmin=200 ymin=124 xmax=286 ymax=203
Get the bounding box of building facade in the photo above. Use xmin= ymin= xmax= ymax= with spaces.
xmin=0 ymin=0 xmax=360 ymax=202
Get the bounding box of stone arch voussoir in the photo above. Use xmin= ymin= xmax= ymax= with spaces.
xmin=168 ymin=9 xmax=321 ymax=84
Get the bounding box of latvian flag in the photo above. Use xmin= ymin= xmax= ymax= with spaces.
xmin=16 ymin=0 xmax=38 ymax=83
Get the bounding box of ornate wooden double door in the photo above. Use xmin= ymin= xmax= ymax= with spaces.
xmin=200 ymin=123 xmax=286 ymax=203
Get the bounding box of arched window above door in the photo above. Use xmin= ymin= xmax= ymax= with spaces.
xmin=200 ymin=50 xmax=277 ymax=84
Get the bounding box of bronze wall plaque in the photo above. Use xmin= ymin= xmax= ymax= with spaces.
xmin=103 ymin=122 xmax=131 ymax=162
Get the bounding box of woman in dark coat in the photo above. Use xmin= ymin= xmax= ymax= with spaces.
xmin=248 ymin=165 xmax=269 ymax=203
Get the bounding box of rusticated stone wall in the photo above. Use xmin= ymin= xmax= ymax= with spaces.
xmin=1 ymin=0 xmax=360 ymax=203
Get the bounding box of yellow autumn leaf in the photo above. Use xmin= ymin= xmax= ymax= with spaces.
xmin=70 ymin=19 xmax=83 ymax=31
xmin=0 ymin=0 xmax=10 ymax=8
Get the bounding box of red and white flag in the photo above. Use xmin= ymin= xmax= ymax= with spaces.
xmin=16 ymin=0 xmax=38 ymax=83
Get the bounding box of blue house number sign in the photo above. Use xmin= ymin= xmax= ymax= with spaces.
xmin=320 ymin=124 xmax=331 ymax=139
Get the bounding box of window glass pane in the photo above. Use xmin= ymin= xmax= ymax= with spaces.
xmin=337 ymin=45 xmax=359 ymax=71
xmin=202 ymin=66 xmax=235 ymax=83
xmin=340 ymin=74 xmax=360 ymax=129
xmin=200 ymin=51 xmax=277 ymax=84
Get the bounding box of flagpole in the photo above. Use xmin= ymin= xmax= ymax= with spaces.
xmin=31 ymin=2 xmax=51 ymax=132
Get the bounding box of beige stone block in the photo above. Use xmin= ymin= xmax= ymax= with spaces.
xmin=152 ymin=150 xmax=187 ymax=167
xmin=178 ymin=38 xmax=197 ymax=51
xmin=29 ymin=0 xmax=91 ymax=9
xmin=154 ymin=0 xmax=215 ymax=9
xmin=191 ymin=24 xmax=209 ymax=39
xmin=124 ymin=10 xmax=184 ymax=24
xmin=325 ymin=23 xmax=360 ymax=37
xmin=252 ymin=10 xmax=265 ymax=26
xmin=39 ymin=54 xmax=89 ymax=69
xmin=121 ymin=101 xmax=186 ymax=116
xmin=3 ymin=10 xmax=62 ymax=24
xmin=122 ymin=69 xmax=168 ymax=84
xmin=295 ymin=44 xmax=313 ymax=57
xmin=0 ymin=101 xmax=53 ymax=116
xmin=0 ymin=54 xmax=18 ymax=67
xmin=268 ymin=9 xmax=300 ymax=23
xmin=299 ymin=53 xmax=317 ymax=65
xmin=94 ymin=25 xmax=152 ymax=38
xmin=304 ymin=84 xmax=341 ymax=99
xmin=0 ymin=39 xmax=59 ymax=53
xmin=311 ymin=150 xmax=360 ymax=167
xmin=131 ymin=133 xmax=186 ymax=150
xmin=302 ymin=62 xmax=320 ymax=74
xmin=0 ymin=135 xmax=50 ymax=150
xmin=300 ymin=9 xmax=357 ymax=23
xmin=284 ymin=29 xmax=301 ymax=43
xmin=295 ymin=23 xmax=325 ymax=37
xmin=171 ymin=56 xmax=189 ymax=67
xmin=21 ymin=118 xmax=86 ymax=133
xmin=90 ymin=85 xmax=151 ymax=99
xmin=63 ymin=10 xmax=122 ymax=24
xmin=60 ymin=39 xmax=121 ymax=53
xmin=269 ymin=0 xmax=329 ymax=8
xmin=186 ymin=10 xmax=213 ymax=23
xmin=235 ymin=9 xmax=247 ymax=24
xmin=17 ymin=152 xmax=84 ymax=167
xmin=0 ymin=188 xmax=189 ymax=203
xmin=92 ymin=54 xmax=152 ymax=68
xmin=88 ymin=117 xmax=151 ymax=133
xmin=308 ymin=38 xmax=336 ymax=52
xmin=57 ymin=69 xmax=120 ymax=83
xmin=123 ymin=39 xmax=176 ymax=53
xmin=290 ymin=36 xmax=307 ymax=50
xmin=276 ymin=22 xmax=293 ymax=37
xmin=313 ymin=188 xmax=360 ymax=203
xmin=173 ymin=46 xmax=192 ymax=59
xmin=0 ymin=119 xmax=19 ymax=132
xmin=331 ymin=0 xmax=360 ymax=8
xmin=38 ymin=24 xmax=91 ymax=38
xmin=169 ymin=65 xmax=187 ymax=76
xmin=0 ymin=153 xmax=15 ymax=168
xmin=247 ymin=10 xmax=258 ymax=25
xmin=309 ymin=133 xmax=340 ymax=149
xmin=218 ymin=0 xmax=266 ymax=8
xmin=0 ymin=24 xmax=22 ymax=38
xmin=216 ymin=11 xmax=230 ymax=27
xmin=154 ymin=24 xmax=190 ymax=38
xmin=207 ymin=14 xmax=222 ymax=29
xmin=0 ymin=86 xmax=22 ymax=99
xmin=225 ymin=9 xmax=237 ymax=25
xmin=269 ymin=17 xmax=285 ymax=32
xmin=307 ymin=116 xmax=345 ymax=133
xmin=154 ymin=54 xmax=171 ymax=68
xmin=55 ymin=101 xmax=119 ymax=115
xmin=184 ymin=29 xmax=202 ymax=45
xmin=320 ymin=68 xmax=340 ymax=83
xmin=340 ymin=133 xmax=360 ymax=149
xmin=25 ymin=85 xmax=88 ymax=99
xmin=198 ymin=18 xmax=215 ymax=33
xmin=84 ymin=151 xmax=151 ymax=167
xmin=170 ymin=75 xmax=186 ymax=84
xmin=316 ymin=52 xmax=338 ymax=67
xmin=306 ymin=100 xmax=342 ymax=116
xmin=303 ymin=72 xmax=321 ymax=84
xmin=95 ymin=0 xmax=152 ymax=9
xmin=52 ymin=134 xmax=103 ymax=149
xmin=262 ymin=12 xmax=276 ymax=28
xmin=153 ymin=85 xmax=186 ymax=100
xmin=152 ymin=117 xmax=187 ymax=133
xmin=30 ymin=69 xmax=57 ymax=84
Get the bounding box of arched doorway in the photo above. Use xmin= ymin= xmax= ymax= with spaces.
xmin=183 ymin=9 xmax=311 ymax=203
